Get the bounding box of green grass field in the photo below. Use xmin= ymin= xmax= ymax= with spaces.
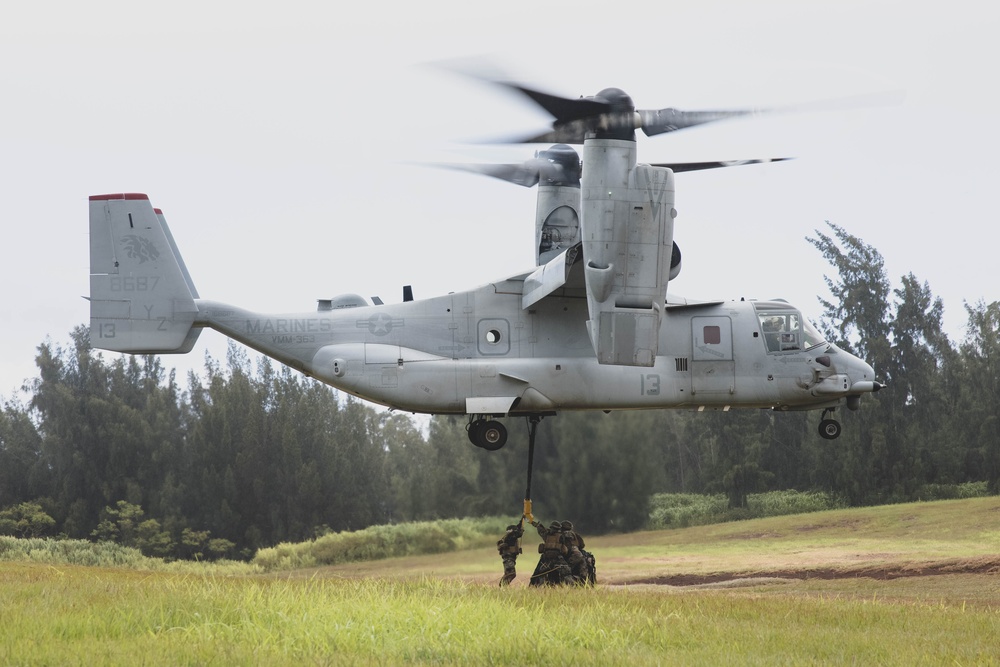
xmin=3 ymin=498 xmax=1000 ymax=665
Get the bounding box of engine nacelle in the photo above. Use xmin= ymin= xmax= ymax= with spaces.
xmin=581 ymin=139 xmax=676 ymax=366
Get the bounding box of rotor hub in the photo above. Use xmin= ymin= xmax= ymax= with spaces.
xmin=535 ymin=144 xmax=581 ymax=185
xmin=593 ymin=87 xmax=635 ymax=112
xmin=587 ymin=88 xmax=637 ymax=141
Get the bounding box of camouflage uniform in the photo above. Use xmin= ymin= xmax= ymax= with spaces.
xmin=560 ymin=520 xmax=593 ymax=585
xmin=497 ymin=524 xmax=524 ymax=586
xmin=529 ymin=520 xmax=574 ymax=586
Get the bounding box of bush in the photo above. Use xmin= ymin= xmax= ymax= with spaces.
xmin=0 ymin=535 xmax=258 ymax=574
xmin=647 ymin=490 xmax=842 ymax=530
xmin=0 ymin=535 xmax=149 ymax=568
xmin=746 ymin=490 xmax=844 ymax=517
xmin=253 ymin=516 xmax=512 ymax=572
xmin=0 ymin=502 xmax=56 ymax=538
xmin=913 ymin=482 xmax=989 ymax=502
xmin=646 ymin=493 xmax=730 ymax=530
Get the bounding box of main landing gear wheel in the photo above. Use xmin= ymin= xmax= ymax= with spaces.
xmin=467 ymin=419 xmax=508 ymax=450
xmin=818 ymin=416 xmax=842 ymax=440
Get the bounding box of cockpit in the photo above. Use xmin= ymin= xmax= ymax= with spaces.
xmin=753 ymin=301 xmax=826 ymax=353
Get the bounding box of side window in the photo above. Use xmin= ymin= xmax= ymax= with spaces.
xmin=703 ymin=325 xmax=721 ymax=345
xmin=760 ymin=315 xmax=783 ymax=352
xmin=477 ymin=318 xmax=511 ymax=356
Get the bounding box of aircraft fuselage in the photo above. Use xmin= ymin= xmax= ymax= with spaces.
xmin=194 ymin=275 xmax=875 ymax=418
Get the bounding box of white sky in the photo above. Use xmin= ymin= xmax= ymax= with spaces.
xmin=1 ymin=0 xmax=997 ymax=399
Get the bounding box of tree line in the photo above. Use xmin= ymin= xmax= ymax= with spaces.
xmin=0 ymin=222 xmax=997 ymax=559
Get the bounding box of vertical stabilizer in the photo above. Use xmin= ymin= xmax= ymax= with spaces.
xmin=88 ymin=193 xmax=201 ymax=353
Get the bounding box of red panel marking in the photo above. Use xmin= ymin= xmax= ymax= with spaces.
xmin=153 ymin=208 xmax=163 ymax=215
xmin=89 ymin=193 xmax=150 ymax=201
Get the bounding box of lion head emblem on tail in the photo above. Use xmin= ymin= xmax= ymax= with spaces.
xmin=120 ymin=235 xmax=160 ymax=263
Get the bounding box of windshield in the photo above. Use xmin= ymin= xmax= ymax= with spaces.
xmin=801 ymin=318 xmax=826 ymax=350
xmin=753 ymin=302 xmax=827 ymax=353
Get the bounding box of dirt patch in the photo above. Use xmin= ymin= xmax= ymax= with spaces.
xmin=629 ymin=557 xmax=1000 ymax=586
xmin=794 ymin=518 xmax=871 ymax=533
xmin=723 ymin=531 xmax=784 ymax=540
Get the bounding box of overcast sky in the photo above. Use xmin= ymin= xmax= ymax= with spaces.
xmin=1 ymin=0 xmax=997 ymax=400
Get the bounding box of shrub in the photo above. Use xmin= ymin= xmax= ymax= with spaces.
xmin=0 ymin=502 xmax=56 ymax=538
xmin=647 ymin=490 xmax=842 ymax=530
xmin=913 ymin=482 xmax=989 ymax=502
xmin=253 ymin=516 xmax=511 ymax=572
xmin=0 ymin=535 xmax=258 ymax=574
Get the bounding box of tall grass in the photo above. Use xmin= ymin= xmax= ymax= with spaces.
xmin=254 ymin=517 xmax=511 ymax=572
xmin=1 ymin=563 xmax=997 ymax=665
xmin=0 ymin=535 xmax=257 ymax=575
xmin=913 ymin=481 xmax=989 ymax=501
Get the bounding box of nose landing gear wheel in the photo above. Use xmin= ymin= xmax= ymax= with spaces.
xmin=819 ymin=418 xmax=842 ymax=440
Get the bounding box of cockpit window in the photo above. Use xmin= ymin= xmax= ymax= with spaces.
xmin=801 ymin=318 xmax=826 ymax=351
xmin=754 ymin=303 xmax=827 ymax=353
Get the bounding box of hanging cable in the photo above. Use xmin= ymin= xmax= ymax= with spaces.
xmin=522 ymin=415 xmax=541 ymax=523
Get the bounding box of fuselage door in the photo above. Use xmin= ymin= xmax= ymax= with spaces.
xmin=691 ymin=316 xmax=735 ymax=395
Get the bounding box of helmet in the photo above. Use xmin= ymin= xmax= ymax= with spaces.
xmin=506 ymin=525 xmax=518 ymax=531
xmin=549 ymin=521 xmax=562 ymax=531
xmin=561 ymin=520 xmax=573 ymax=531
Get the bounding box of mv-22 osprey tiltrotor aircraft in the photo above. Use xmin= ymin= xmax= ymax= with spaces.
xmin=87 ymin=81 xmax=883 ymax=451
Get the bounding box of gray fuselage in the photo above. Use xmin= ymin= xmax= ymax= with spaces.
xmin=194 ymin=274 xmax=876 ymax=417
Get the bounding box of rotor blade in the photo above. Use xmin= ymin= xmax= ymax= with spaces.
xmin=651 ymin=157 xmax=794 ymax=173
xmin=638 ymin=89 xmax=904 ymax=137
xmin=772 ymin=89 xmax=906 ymax=115
xmin=498 ymin=82 xmax=610 ymax=125
xmin=638 ymin=108 xmax=763 ymax=137
xmin=432 ymin=161 xmax=541 ymax=187
xmin=429 ymin=151 xmax=581 ymax=188
xmin=490 ymin=82 xmax=615 ymax=144
xmin=492 ymin=79 xmax=765 ymax=143
xmin=508 ymin=121 xmax=593 ymax=144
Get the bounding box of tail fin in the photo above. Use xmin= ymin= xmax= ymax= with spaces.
xmin=88 ymin=193 xmax=201 ymax=353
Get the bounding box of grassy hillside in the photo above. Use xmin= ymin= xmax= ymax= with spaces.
xmin=2 ymin=498 xmax=999 ymax=665
xmin=294 ymin=497 xmax=1000 ymax=590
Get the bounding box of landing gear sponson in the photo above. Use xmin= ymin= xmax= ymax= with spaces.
xmin=470 ymin=410 xmax=846 ymax=446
